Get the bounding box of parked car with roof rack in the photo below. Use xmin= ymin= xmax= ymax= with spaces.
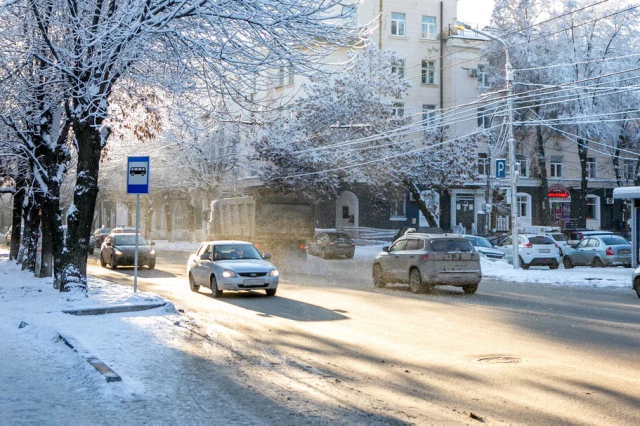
xmin=496 ymin=234 xmax=560 ymax=269
xmin=563 ymin=235 xmax=632 ymax=268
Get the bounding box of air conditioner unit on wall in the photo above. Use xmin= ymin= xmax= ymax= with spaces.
xmin=606 ymin=198 xmax=614 ymax=205
xmin=469 ymin=68 xmax=478 ymax=77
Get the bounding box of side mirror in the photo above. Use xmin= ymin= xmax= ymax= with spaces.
xmin=382 ymin=246 xmax=389 ymax=252
xmin=151 ymin=241 xmax=156 ymax=246
xmin=263 ymin=253 xmax=272 ymax=260
xmin=200 ymin=253 xmax=211 ymax=260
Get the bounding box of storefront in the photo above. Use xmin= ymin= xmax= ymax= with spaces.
xmin=548 ymin=184 xmax=571 ymax=228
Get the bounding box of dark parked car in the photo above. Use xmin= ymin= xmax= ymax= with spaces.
xmin=308 ymin=232 xmax=355 ymax=259
xmin=100 ymin=233 xmax=156 ymax=269
xmin=392 ymin=226 xmax=443 ymax=243
xmin=92 ymin=228 xmax=112 ymax=248
xmin=563 ymin=235 xmax=632 ymax=268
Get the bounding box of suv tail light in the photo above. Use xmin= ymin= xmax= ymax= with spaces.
xmin=554 ymin=243 xmax=558 ymax=248
xmin=422 ymin=254 xmax=429 ymax=261
xmin=606 ymin=247 xmax=614 ymax=256
xmin=300 ymin=244 xmax=307 ymax=250
xmin=523 ymin=242 xmax=533 ymax=248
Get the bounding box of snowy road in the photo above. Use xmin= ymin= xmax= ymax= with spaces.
xmin=85 ymin=251 xmax=640 ymax=425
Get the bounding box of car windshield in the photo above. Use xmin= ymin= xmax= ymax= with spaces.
xmin=466 ymin=237 xmax=492 ymax=248
xmin=328 ymin=233 xmax=351 ymax=241
xmin=213 ymin=244 xmax=262 ymax=260
xmin=430 ymin=239 xmax=474 ymax=252
xmin=600 ymin=236 xmax=629 ymax=246
xmin=114 ymin=235 xmax=148 ymax=246
xmin=549 ymin=233 xmax=567 ymax=241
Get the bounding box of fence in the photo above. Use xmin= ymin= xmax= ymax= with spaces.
xmin=339 ymin=226 xmax=398 ymax=243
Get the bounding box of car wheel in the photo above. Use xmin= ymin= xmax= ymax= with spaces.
xmin=634 ymin=278 xmax=640 ymax=298
xmin=409 ymin=268 xmax=427 ymax=294
xmin=462 ymin=284 xmax=478 ymax=295
xmin=519 ymin=257 xmax=529 ymax=270
xmin=188 ymin=273 xmax=200 ymax=292
xmin=549 ymin=262 xmax=559 ymax=270
xmin=591 ymin=257 xmax=604 ymax=268
xmin=372 ymin=264 xmax=386 ymax=288
xmin=100 ymin=253 xmax=106 ymax=268
xmin=563 ymin=257 xmax=574 ymax=269
xmin=265 ymin=289 xmax=277 ymax=297
xmin=210 ymin=276 xmax=223 ymax=298
xmin=147 ymin=259 xmax=156 ymax=270
xmin=111 ymin=256 xmax=118 ymax=269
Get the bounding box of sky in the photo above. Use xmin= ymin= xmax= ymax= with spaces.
xmin=457 ymin=0 xmax=495 ymax=27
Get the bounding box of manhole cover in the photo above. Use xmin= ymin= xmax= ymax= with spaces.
xmin=477 ymin=356 xmax=522 ymax=364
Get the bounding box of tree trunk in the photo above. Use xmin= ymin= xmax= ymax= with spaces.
xmin=21 ymin=194 xmax=41 ymax=273
xmin=577 ymin=138 xmax=589 ymax=228
xmin=60 ymin=121 xmax=102 ymax=292
xmin=536 ymin=124 xmax=551 ymax=226
xmin=403 ymin=180 xmax=438 ymax=227
xmin=41 ymin=189 xmax=65 ymax=287
xmin=9 ymin=179 xmax=25 ymax=261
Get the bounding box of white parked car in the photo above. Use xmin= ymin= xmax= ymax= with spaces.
xmin=545 ymin=232 xmax=569 ymax=256
xmin=497 ymin=234 xmax=560 ymax=270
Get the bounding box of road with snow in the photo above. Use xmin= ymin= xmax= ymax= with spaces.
xmin=87 ymin=250 xmax=640 ymax=425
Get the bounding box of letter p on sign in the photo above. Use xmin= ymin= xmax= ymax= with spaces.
xmin=496 ymin=159 xmax=506 ymax=179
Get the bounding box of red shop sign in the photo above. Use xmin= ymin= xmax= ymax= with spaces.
xmin=548 ymin=184 xmax=570 ymax=198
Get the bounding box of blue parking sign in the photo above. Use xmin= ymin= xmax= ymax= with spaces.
xmin=127 ymin=156 xmax=149 ymax=194
xmin=496 ymin=159 xmax=506 ymax=178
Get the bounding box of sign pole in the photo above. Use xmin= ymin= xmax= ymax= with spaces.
xmin=134 ymin=193 xmax=140 ymax=293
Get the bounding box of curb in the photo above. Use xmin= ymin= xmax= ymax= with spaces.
xmin=57 ymin=332 xmax=122 ymax=382
xmin=62 ymin=302 xmax=166 ymax=316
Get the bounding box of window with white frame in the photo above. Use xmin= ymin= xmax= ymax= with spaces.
xmin=421 ymin=60 xmax=436 ymax=84
xmin=478 ymin=153 xmax=490 ymax=176
xmin=516 ymin=154 xmax=528 ymax=178
xmin=277 ymin=67 xmax=285 ymax=87
xmin=390 ymin=197 xmax=407 ymax=220
xmin=391 ymin=13 xmax=406 ymax=36
xmin=391 ymin=102 xmax=404 ymax=118
xmin=477 ymin=107 xmax=491 ymax=128
xmin=277 ymin=66 xmax=293 ymax=87
xmin=391 ymin=58 xmax=405 ymax=78
xmin=624 ymin=160 xmax=636 ymax=181
xmin=287 ymin=66 xmax=294 ymax=85
xmin=517 ymin=194 xmax=531 ymax=219
xmin=586 ymin=196 xmax=599 ymax=220
xmin=421 ymin=16 xmax=436 ymax=39
xmin=422 ymin=104 xmax=437 ymax=126
xmin=478 ymin=64 xmax=490 ymax=88
xmin=550 ymin=155 xmax=563 ymax=177
xmin=586 ymin=157 xmax=596 ymax=179
xmin=341 ymin=5 xmax=357 ymax=27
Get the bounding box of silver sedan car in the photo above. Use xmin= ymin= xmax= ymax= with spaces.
xmin=563 ymin=235 xmax=632 ymax=268
xmin=187 ymin=241 xmax=279 ymax=297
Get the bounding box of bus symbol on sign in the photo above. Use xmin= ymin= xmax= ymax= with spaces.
xmin=496 ymin=159 xmax=506 ymax=178
xmin=130 ymin=167 xmax=146 ymax=176
xmin=127 ymin=156 xmax=149 ymax=195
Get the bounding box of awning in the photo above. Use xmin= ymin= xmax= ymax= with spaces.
xmin=613 ymin=186 xmax=640 ymax=199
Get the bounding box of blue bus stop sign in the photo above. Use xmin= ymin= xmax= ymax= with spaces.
xmin=127 ymin=156 xmax=149 ymax=194
xmin=496 ymin=159 xmax=506 ymax=178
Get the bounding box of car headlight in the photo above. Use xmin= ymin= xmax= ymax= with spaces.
xmin=269 ymin=269 xmax=279 ymax=277
xmin=222 ymin=270 xmax=236 ymax=278
xmin=114 ymin=248 xmax=123 ymax=255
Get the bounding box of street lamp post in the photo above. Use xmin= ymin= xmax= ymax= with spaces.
xmin=456 ymin=22 xmax=519 ymax=269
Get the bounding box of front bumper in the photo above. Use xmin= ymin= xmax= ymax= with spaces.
xmin=114 ymin=254 xmax=155 ymax=265
xmin=217 ymin=275 xmax=279 ymax=290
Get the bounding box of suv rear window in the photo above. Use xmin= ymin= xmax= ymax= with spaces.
xmin=529 ymin=236 xmax=554 ymax=245
xmin=430 ymin=239 xmax=473 ymax=252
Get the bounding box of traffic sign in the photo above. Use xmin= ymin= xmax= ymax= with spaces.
xmin=127 ymin=156 xmax=149 ymax=194
xmin=496 ymin=159 xmax=506 ymax=178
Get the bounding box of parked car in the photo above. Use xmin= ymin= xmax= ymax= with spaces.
xmin=100 ymin=233 xmax=156 ymax=269
xmin=392 ymin=226 xmax=443 ymax=243
xmin=497 ymin=234 xmax=560 ymax=269
xmin=565 ymin=230 xmax=613 ymax=246
xmin=487 ymin=235 xmax=509 ymax=247
xmin=522 ymin=226 xmax=561 ymax=235
xmin=545 ymin=232 xmax=569 ymax=256
xmin=109 ymin=226 xmax=138 ymax=235
xmin=372 ymin=234 xmax=482 ymax=294
xmin=308 ymin=232 xmax=355 ymax=259
xmin=92 ymin=227 xmax=112 ymax=247
xmin=563 ymin=235 xmax=632 ymax=268
xmin=464 ymin=236 xmax=505 ymax=260
xmin=632 ymin=266 xmax=640 ymax=298
xmin=186 ymin=241 xmax=279 ymax=297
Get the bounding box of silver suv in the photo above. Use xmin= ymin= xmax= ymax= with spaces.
xmin=372 ymin=234 xmax=482 ymax=294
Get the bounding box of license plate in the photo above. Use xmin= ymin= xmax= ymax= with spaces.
xmin=619 ymin=250 xmax=630 ymax=255
xmin=539 ymin=249 xmax=550 ymax=253
xmin=243 ymin=279 xmax=264 ymax=285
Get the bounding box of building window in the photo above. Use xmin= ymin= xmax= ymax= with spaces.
xmin=516 ymin=154 xmax=528 ymax=178
xmin=550 ymin=155 xmax=563 ymax=178
xmin=477 ymin=107 xmax=491 ymax=128
xmin=391 ymin=102 xmax=404 ymax=118
xmin=391 ymin=13 xmax=406 ymax=36
xmin=391 ymin=58 xmax=405 ymax=78
xmin=421 ymin=60 xmax=436 ymax=85
xmin=517 ymin=194 xmax=531 ymax=219
xmin=277 ymin=67 xmax=285 ymax=87
xmin=624 ymin=160 xmax=636 ymax=181
xmin=421 ymin=16 xmax=436 ymax=39
xmin=390 ymin=197 xmax=407 ymax=220
xmin=478 ymin=153 xmax=490 ymax=176
xmin=277 ymin=66 xmax=293 ymax=87
xmin=586 ymin=157 xmax=596 ymax=179
xmin=478 ymin=64 xmax=489 ymax=88
xmin=342 ymin=5 xmax=357 ymax=27
xmin=422 ymin=104 xmax=437 ymax=126
xmin=586 ymin=196 xmax=599 ymax=220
